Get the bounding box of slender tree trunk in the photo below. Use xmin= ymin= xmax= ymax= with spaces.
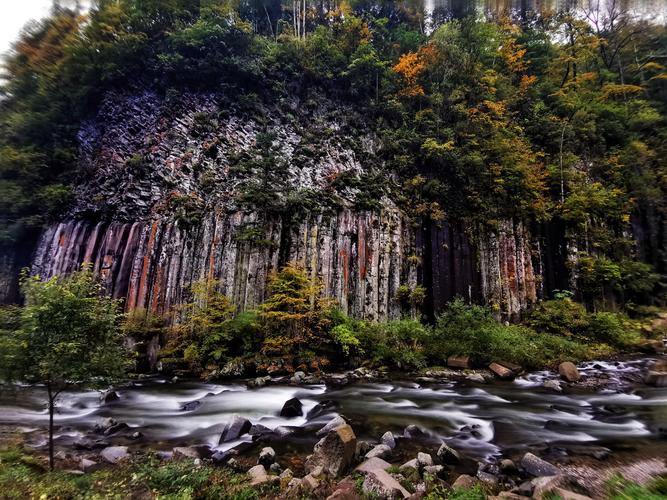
xmin=47 ymin=384 xmax=55 ymax=471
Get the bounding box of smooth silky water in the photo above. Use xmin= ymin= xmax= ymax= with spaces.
xmin=0 ymin=358 xmax=665 ymax=465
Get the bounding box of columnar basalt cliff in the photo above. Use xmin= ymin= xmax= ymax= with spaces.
xmin=12 ymin=89 xmax=540 ymax=319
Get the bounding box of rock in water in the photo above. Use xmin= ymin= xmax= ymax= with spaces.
xmin=305 ymin=423 xmax=357 ymax=477
xmin=489 ymin=362 xmax=514 ymax=379
xmin=219 ymin=415 xmax=252 ymax=443
xmin=280 ymin=397 xmax=303 ymax=417
xmin=362 ymin=469 xmax=410 ymax=499
xmin=521 ymin=452 xmax=560 ymax=477
xmin=558 ymin=362 xmax=580 ymax=382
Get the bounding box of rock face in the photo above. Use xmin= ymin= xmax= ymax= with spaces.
xmin=305 ymin=424 xmax=357 ymax=477
xmin=20 ymin=90 xmax=543 ymax=323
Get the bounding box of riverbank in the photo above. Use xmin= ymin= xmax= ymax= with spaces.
xmin=0 ymin=355 xmax=665 ymax=498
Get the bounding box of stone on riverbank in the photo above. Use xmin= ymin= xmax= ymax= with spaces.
xmin=366 ymin=444 xmax=392 ymax=460
xmin=248 ymin=464 xmax=274 ymax=486
xmin=452 ymin=474 xmax=479 ymax=489
xmin=100 ymin=446 xmax=129 ymax=464
xmin=362 ymin=469 xmax=410 ymax=499
xmin=437 ymin=442 xmax=461 ymax=464
xmin=381 ymin=431 xmax=396 ymax=449
xmin=448 ymin=355 xmax=471 ymax=369
xmin=79 ymin=458 xmax=101 ymax=473
xmin=317 ymin=416 xmax=347 ymax=436
xmin=356 ymin=457 xmax=392 ymax=473
xmin=558 ymin=362 xmax=581 ymax=382
xmin=258 ymin=447 xmax=276 ymax=467
xmin=521 ymin=452 xmax=560 ymax=477
xmin=305 ymin=424 xmax=357 ymax=477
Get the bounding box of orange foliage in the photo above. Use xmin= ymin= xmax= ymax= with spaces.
xmin=392 ymin=45 xmax=437 ymax=98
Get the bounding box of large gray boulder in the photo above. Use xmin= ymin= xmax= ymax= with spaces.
xmin=305 ymin=424 xmax=357 ymax=477
xmin=521 ymin=452 xmax=560 ymax=477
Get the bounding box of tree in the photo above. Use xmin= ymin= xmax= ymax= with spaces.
xmin=167 ymin=278 xmax=237 ymax=374
xmin=0 ymin=267 xmax=127 ymax=470
xmin=259 ymin=262 xmax=334 ymax=356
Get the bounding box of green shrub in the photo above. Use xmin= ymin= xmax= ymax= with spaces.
xmin=585 ymin=312 xmax=641 ymax=348
xmin=431 ymin=298 xmax=591 ymax=369
xmin=358 ymin=319 xmax=431 ymax=370
xmin=528 ymin=297 xmax=590 ymax=337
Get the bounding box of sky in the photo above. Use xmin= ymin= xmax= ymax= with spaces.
xmin=0 ymin=1 xmax=53 ymax=57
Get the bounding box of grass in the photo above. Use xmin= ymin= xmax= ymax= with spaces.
xmin=0 ymin=444 xmax=262 ymax=500
xmin=606 ymin=474 xmax=667 ymax=500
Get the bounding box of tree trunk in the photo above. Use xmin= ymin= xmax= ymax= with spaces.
xmin=47 ymin=385 xmax=55 ymax=471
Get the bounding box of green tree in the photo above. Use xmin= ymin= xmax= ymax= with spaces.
xmin=0 ymin=268 xmax=127 ymax=470
xmin=259 ymin=262 xmax=334 ymax=356
xmin=167 ymin=279 xmax=237 ymax=374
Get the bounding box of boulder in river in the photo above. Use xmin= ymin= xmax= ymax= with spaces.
xmin=448 ymin=355 xmax=471 ymax=369
xmin=280 ymin=397 xmax=303 ymax=417
xmin=100 ymin=390 xmax=120 ymax=404
xmin=489 ymin=362 xmax=514 ymax=379
xmin=403 ymin=424 xmax=426 ymax=439
xmin=219 ymin=415 xmax=252 ymax=443
xmin=437 ymin=442 xmax=461 ymax=464
xmin=100 ymin=446 xmax=129 ymax=464
xmin=180 ymin=400 xmax=202 ymax=412
xmin=558 ymin=362 xmax=581 ymax=382
xmin=362 ymin=469 xmax=410 ymax=499
xmin=521 ymin=452 xmax=560 ymax=477
xmin=305 ymin=423 xmax=357 ymax=477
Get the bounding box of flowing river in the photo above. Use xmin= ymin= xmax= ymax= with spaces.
xmin=1 ymin=358 xmax=665 ymax=466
